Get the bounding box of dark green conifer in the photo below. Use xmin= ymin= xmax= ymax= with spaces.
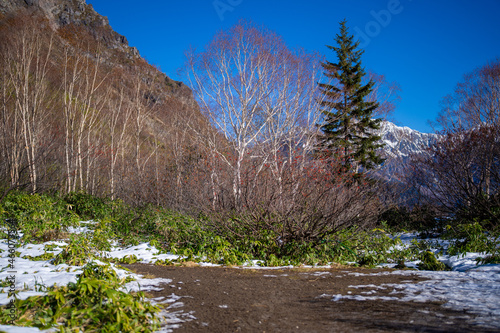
xmin=317 ymin=19 xmax=384 ymax=172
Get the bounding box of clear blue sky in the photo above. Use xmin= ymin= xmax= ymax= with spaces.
xmin=87 ymin=0 xmax=500 ymax=133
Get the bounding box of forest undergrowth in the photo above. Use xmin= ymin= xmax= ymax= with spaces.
xmin=1 ymin=191 xmax=500 ymax=331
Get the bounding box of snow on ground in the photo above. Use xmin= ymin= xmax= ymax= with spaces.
xmin=66 ymin=220 xmax=97 ymax=234
xmin=323 ymin=233 xmax=500 ymax=329
xmin=106 ymin=243 xmax=181 ymax=264
xmin=0 ymin=325 xmax=55 ymax=333
xmin=1 ymin=229 xmax=499 ymax=331
xmin=0 ymin=237 xmax=191 ymax=332
xmin=324 ymin=266 xmax=500 ymax=329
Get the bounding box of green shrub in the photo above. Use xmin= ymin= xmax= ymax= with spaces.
xmin=417 ymin=251 xmax=447 ymax=271
xmin=357 ymin=253 xmax=387 ymax=268
xmin=444 ymin=221 xmax=499 ymax=256
xmin=378 ymin=205 xmax=440 ymax=233
xmin=154 ymin=258 xmax=174 ymax=266
xmin=53 ymin=233 xmax=95 ymax=266
xmin=333 ymin=227 xmax=418 ymax=266
xmin=22 ymin=252 xmax=55 ymax=261
xmin=261 ymin=254 xmax=285 ymax=267
xmin=378 ymin=206 xmax=412 ymax=232
xmin=109 ymin=205 xmax=165 ymax=246
xmin=476 ymin=254 xmax=500 ymax=265
xmin=64 ymin=191 xmax=116 ymax=221
xmin=89 ymin=219 xmax=115 ymax=251
xmin=1 ymin=191 xmax=79 ymax=243
xmin=0 ymin=262 xmax=160 ymax=332
xmin=118 ymin=254 xmax=139 ymax=264
xmin=78 ymin=261 xmax=119 ymax=281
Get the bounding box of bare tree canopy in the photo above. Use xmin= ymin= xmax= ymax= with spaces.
xmin=185 ymin=19 xmax=325 ymax=209
xmin=413 ymin=59 xmax=500 ymax=227
xmin=437 ymin=58 xmax=500 ymax=133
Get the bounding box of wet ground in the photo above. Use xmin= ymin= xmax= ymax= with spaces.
xmin=125 ymin=264 xmax=497 ymax=333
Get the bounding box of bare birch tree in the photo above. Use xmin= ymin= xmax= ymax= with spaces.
xmin=0 ymin=45 xmax=25 ymax=194
xmin=186 ymin=20 xmax=325 ymax=209
xmin=106 ymin=82 xmax=133 ymax=199
xmin=62 ymin=45 xmax=108 ymax=193
xmin=5 ymin=27 xmax=54 ymax=193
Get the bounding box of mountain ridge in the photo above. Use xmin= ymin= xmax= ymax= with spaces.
xmin=0 ymin=0 xmax=194 ymax=101
xmin=376 ymin=120 xmax=439 ymax=182
xmin=0 ymin=0 xmax=128 ymax=48
xmin=379 ymin=120 xmax=439 ymax=158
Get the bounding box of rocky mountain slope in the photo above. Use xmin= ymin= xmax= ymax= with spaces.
xmin=376 ymin=121 xmax=439 ymax=182
xmin=0 ymin=0 xmax=192 ymax=101
xmin=0 ymin=0 xmax=207 ymax=204
xmin=1 ymin=0 xmax=134 ymax=54
xmin=379 ymin=121 xmax=438 ymax=160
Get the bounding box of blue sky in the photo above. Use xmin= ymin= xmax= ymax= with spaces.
xmin=87 ymin=0 xmax=500 ymax=133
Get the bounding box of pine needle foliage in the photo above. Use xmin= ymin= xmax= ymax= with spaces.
xmin=317 ymin=19 xmax=384 ymax=172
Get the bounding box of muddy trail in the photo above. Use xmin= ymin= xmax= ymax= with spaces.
xmin=125 ymin=264 xmax=496 ymax=333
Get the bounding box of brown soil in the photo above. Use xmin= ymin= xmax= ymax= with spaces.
xmin=125 ymin=264 xmax=496 ymax=333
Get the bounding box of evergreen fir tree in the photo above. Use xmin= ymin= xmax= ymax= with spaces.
xmin=317 ymin=19 xmax=384 ymax=173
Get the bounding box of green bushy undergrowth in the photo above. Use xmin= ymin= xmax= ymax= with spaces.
xmin=0 ymin=262 xmax=160 ymax=332
xmin=65 ymin=193 xmax=423 ymax=267
xmin=0 ymin=191 xmax=79 ymax=243
xmin=59 ymin=192 xmax=423 ymax=267
xmin=417 ymin=251 xmax=447 ymax=271
xmin=53 ymin=233 xmax=96 ymax=266
xmin=2 ymin=190 xmax=499 ymax=269
xmin=443 ymin=221 xmax=500 ymax=256
xmin=378 ymin=205 xmax=443 ymax=233
xmin=0 ymin=191 xmax=420 ymax=267
xmin=64 ymin=191 xmax=119 ymax=221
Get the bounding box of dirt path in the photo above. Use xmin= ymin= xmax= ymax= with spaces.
xmin=125 ymin=264 xmax=495 ymax=333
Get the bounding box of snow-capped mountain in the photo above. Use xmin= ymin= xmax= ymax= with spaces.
xmin=376 ymin=121 xmax=440 ymax=182
xmin=379 ymin=121 xmax=439 ymax=159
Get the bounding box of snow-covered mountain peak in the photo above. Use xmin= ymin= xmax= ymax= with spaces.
xmin=374 ymin=121 xmax=440 ymax=182
xmin=379 ymin=121 xmax=439 ymax=159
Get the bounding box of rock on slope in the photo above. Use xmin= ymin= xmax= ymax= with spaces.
xmin=0 ymin=0 xmax=130 ymax=50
